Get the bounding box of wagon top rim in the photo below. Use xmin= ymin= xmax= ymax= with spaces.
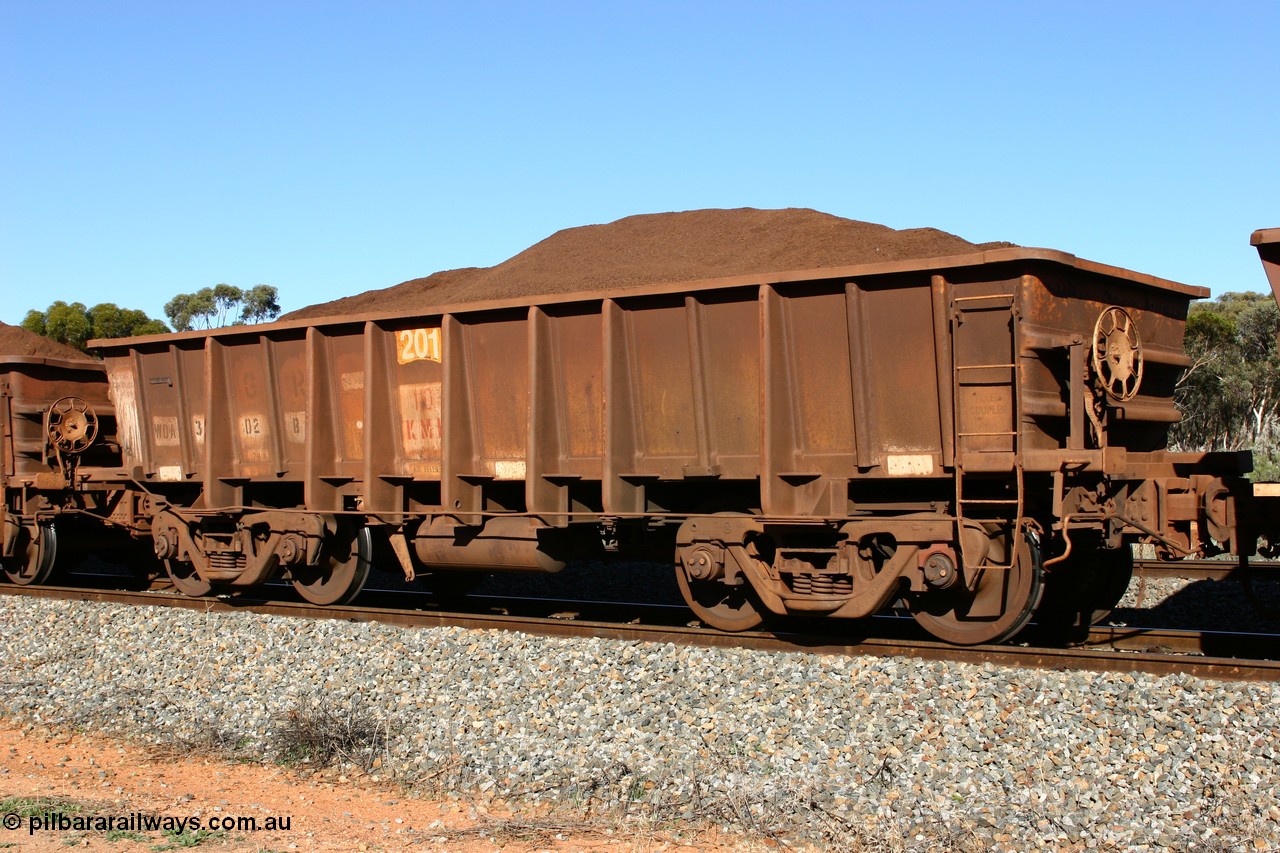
xmin=88 ymin=245 xmax=1209 ymax=350
xmin=0 ymin=354 xmax=105 ymax=370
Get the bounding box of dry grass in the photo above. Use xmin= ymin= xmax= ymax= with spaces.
xmin=268 ymin=692 xmax=389 ymax=772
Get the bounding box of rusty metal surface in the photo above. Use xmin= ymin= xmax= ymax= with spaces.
xmin=1132 ymin=558 xmax=1280 ymax=580
xmin=1 ymin=357 xmax=114 ymax=480
xmin=4 ymin=222 xmax=1276 ymax=653
xmin=81 ymin=242 xmax=1259 ymax=644
xmin=1251 ymin=228 xmax=1280 ymax=308
xmin=91 ymin=251 xmax=1214 ymax=519
xmin=1079 ymin=623 xmax=1278 ymax=659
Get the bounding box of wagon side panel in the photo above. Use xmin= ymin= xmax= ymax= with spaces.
xmin=388 ymin=322 xmax=444 ymax=480
xmin=858 ymin=281 xmax=946 ymax=470
xmin=528 ymin=306 xmax=605 ymax=520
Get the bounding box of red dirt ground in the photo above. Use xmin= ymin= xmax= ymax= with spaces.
xmin=0 ymin=721 xmax=764 ymax=852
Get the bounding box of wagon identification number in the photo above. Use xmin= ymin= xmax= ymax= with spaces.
xmin=284 ymin=411 xmax=306 ymax=442
xmin=152 ymin=416 xmax=180 ymax=447
xmin=238 ymin=412 xmax=271 ymax=463
xmin=391 ymin=326 xmax=442 ymax=363
xmin=396 ymin=328 xmax=442 ymax=364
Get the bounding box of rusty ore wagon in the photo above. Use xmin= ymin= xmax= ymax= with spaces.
xmin=4 ymin=235 xmax=1279 ymax=646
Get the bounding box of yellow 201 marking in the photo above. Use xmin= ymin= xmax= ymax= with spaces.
xmin=397 ymin=328 xmax=441 ymax=364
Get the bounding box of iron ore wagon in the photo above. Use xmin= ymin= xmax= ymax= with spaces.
xmin=51 ymin=239 xmax=1267 ymax=646
xmin=5 ymin=232 xmax=1278 ymax=645
xmin=0 ymin=351 xmax=135 ymax=585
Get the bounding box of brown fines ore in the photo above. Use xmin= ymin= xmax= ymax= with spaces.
xmin=0 ymin=321 xmax=96 ymax=360
xmin=282 ymin=207 xmax=1016 ymax=320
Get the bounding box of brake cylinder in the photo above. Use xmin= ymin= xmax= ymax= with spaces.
xmin=412 ymin=516 xmax=567 ymax=573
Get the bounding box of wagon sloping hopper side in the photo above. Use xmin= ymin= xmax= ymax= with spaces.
xmin=1251 ymin=228 xmax=1280 ymax=308
xmin=90 ymin=244 xmax=1264 ymax=644
xmin=1251 ymin=228 xmax=1280 ymax=513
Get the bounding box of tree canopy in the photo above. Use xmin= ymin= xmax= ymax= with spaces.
xmin=21 ymin=283 xmax=282 ymax=351
xmin=164 ymin=284 xmax=280 ymax=332
xmin=21 ymin=301 xmax=169 ymax=351
xmin=1171 ymin=291 xmax=1280 ymax=480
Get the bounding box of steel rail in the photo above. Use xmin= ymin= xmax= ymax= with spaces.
xmin=2 ymin=583 xmax=1275 ymax=682
xmin=1131 ymin=558 xmax=1280 ymax=581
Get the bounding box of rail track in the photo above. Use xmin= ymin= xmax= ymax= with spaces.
xmin=1131 ymin=558 xmax=1280 ymax=580
xmin=3 ymin=576 xmax=1276 ymax=683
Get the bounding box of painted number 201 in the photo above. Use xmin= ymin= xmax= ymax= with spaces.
xmin=397 ymin=328 xmax=441 ymax=364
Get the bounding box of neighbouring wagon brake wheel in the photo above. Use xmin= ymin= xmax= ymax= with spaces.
xmin=909 ymin=532 xmax=1043 ymax=646
xmin=291 ymin=522 xmax=373 ymax=606
xmin=1092 ymin=306 xmax=1143 ymax=401
xmin=1 ymin=522 xmax=57 ymax=586
xmin=47 ymin=396 xmax=98 ymax=454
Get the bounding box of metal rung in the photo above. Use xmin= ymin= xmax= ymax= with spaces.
xmin=951 ymin=284 xmax=1024 ymax=573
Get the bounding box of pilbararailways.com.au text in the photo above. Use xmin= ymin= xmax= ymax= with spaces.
xmin=6 ymin=811 xmax=292 ymax=835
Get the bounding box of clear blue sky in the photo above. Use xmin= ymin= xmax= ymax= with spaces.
xmin=3 ymin=1 xmax=1277 ymax=327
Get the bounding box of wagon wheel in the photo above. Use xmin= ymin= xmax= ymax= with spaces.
xmin=909 ymin=531 xmax=1043 ymax=645
xmin=1 ymin=522 xmax=58 ymax=586
xmin=291 ymin=522 xmax=372 ymax=605
xmin=124 ymin=537 xmax=168 ymax=590
xmin=1035 ymin=542 xmax=1133 ymax=643
xmin=47 ymin=397 xmax=99 ymax=454
xmin=674 ymin=510 xmax=767 ymax=632
xmin=163 ymin=558 xmax=212 ymax=596
xmin=675 ymin=568 xmax=766 ymax=632
xmin=1092 ymin=307 xmax=1143 ymax=401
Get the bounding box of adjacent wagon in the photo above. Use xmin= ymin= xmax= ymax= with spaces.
xmin=0 ymin=352 xmax=131 ymax=584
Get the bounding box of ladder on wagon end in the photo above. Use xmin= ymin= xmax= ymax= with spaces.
xmin=950 ymin=290 xmax=1026 ymax=572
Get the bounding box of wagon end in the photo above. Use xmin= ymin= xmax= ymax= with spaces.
xmin=1251 ymin=228 xmax=1280 ymax=309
